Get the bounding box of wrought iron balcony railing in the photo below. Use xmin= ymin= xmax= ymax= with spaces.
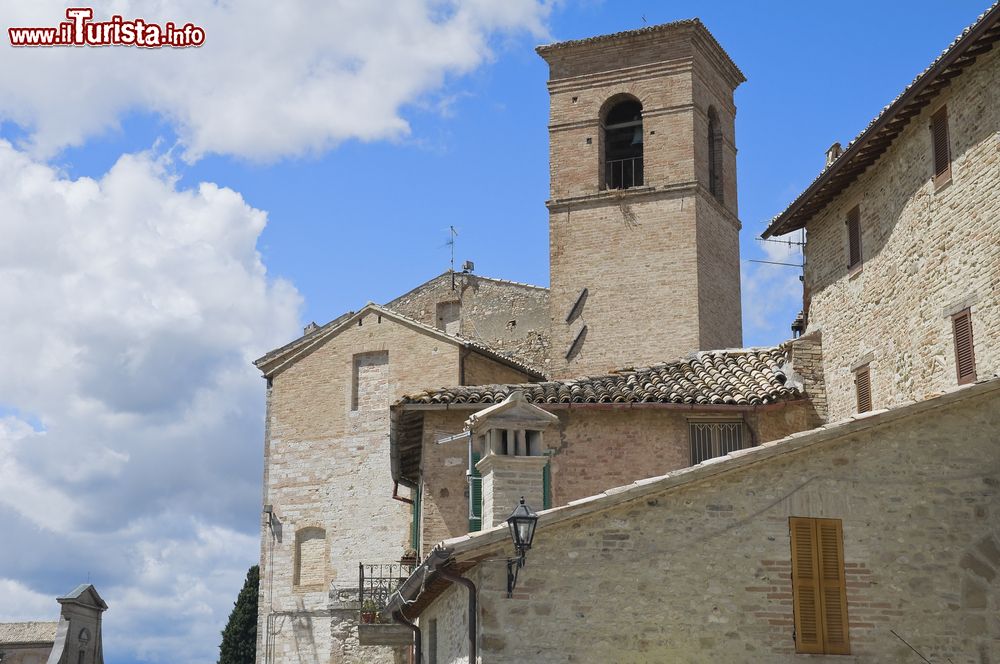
xmin=358 ymin=561 xmax=416 ymax=624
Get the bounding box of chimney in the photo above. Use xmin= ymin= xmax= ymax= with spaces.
xmin=303 ymin=321 xmax=319 ymax=335
xmin=825 ymin=142 xmax=843 ymax=167
xmin=467 ymin=391 xmax=558 ymax=528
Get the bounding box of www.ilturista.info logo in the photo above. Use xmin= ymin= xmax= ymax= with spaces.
xmin=8 ymin=8 xmax=205 ymax=48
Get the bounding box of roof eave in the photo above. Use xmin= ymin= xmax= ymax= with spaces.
xmin=762 ymin=4 xmax=1000 ymax=239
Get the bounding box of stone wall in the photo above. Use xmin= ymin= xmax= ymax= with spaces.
xmin=462 ymin=352 xmax=536 ymax=387
xmin=803 ymin=46 xmax=999 ymax=421
xmin=385 ymin=273 xmax=550 ymax=371
xmin=542 ymin=23 xmax=743 ymax=378
xmin=416 ymin=401 xmax=814 ymax=555
xmin=426 ymin=385 xmax=1000 ymax=663
xmin=257 ymin=312 xmax=465 ymax=664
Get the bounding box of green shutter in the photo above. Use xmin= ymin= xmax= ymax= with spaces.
xmin=410 ymin=483 xmax=421 ymax=551
xmin=542 ymin=460 xmax=552 ymax=509
xmin=469 ymin=451 xmax=482 ymax=532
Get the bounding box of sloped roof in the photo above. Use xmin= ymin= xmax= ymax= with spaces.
xmin=254 ymin=302 xmax=546 ymax=380
xmin=762 ymin=2 xmax=1000 ymax=238
xmin=398 ymin=346 xmax=799 ymax=407
xmin=0 ymin=621 xmax=58 ymax=644
xmin=386 ymin=377 xmax=1000 ymax=619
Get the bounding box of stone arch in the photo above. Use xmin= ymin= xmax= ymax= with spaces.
xmin=599 ymin=93 xmax=644 ymax=190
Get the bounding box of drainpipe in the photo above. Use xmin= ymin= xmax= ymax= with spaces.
xmin=392 ymin=611 xmax=421 ymax=664
xmin=437 ymin=566 xmax=477 ymax=664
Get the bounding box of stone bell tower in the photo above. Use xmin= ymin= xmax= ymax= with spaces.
xmin=537 ymin=19 xmax=745 ymax=378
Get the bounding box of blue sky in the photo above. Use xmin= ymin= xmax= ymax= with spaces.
xmin=0 ymin=1 xmax=990 ymax=662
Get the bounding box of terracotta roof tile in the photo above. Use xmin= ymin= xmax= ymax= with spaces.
xmin=399 ymin=346 xmax=799 ymax=406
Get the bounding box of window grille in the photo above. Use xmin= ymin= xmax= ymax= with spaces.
xmin=689 ymin=421 xmax=745 ymax=465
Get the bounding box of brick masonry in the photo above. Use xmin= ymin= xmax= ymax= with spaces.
xmin=540 ymin=22 xmax=744 ymax=378
xmin=802 ymin=45 xmax=999 ymax=421
xmin=416 ymin=400 xmax=816 ymax=556
xmin=421 ymin=386 xmax=1000 ymax=663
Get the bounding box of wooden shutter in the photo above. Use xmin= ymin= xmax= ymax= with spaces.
xmin=790 ymin=517 xmax=851 ymax=655
xmin=855 ymin=366 xmax=871 ymax=413
xmin=953 ymin=309 xmax=977 ymax=384
xmin=469 ymin=451 xmax=483 ymax=532
xmin=542 ymin=460 xmax=552 ymax=510
xmin=410 ymin=484 xmax=422 ymax=551
xmin=931 ymin=106 xmax=951 ymax=183
xmin=846 ymin=206 xmax=862 ymax=269
xmin=790 ymin=517 xmax=824 ymax=654
xmin=816 ymin=519 xmax=851 ymax=654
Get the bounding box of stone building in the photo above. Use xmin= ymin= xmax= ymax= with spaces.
xmin=390 ymin=380 xmax=1000 ymax=663
xmin=761 ymin=3 xmax=1000 ymax=422
xmin=254 ymin=5 xmax=999 ymax=663
xmin=0 ymin=584 xmax=107 ymax=664
xmin=380 ymin=5 xmax=1000 ymax=663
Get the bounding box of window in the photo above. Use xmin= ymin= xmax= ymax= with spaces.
xmin=789 ymin=517 xmax=850 ymax=655
xmin=854 ymin=365 xmax=871 ymax=413
xmin=351 ymin=351 xmax=389 ymax=411
xmin=689 ymin=420 xmax=745 ymax=464
xmin=930 ymin=105 xmax=951 ymax=187
xmin=952 ymin=308 xmax=977 ymax=384
xmin=603 ymin=98 xmax=643 ymax=189
xmin=707 ymin=107 xmax=724 ymax=203
xmin=293 ymin=527 xmax=326 ymax=588
xmin=846 ymin=205 xmax=862 ymax=270
xmin=468 ymin=449 xmax=483 ymax=532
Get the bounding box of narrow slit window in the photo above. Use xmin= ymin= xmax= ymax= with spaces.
xmin=707 ymin=107 xmax=724 ymax=203
xmin=931 ymin=106 xmax=951 ymax=186
xmin=846 ymin=206 xmax=862 ymax=270
xmin=952 ymin=308 xmax=977 ymax=384
xmin=789 ymin=517 xmax=850 ymax=655
xmin=854 ymin=365 xmax=872 ymax=413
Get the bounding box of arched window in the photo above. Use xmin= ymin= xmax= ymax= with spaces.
xmin=708 ymin=107 xmax=723 ymax=203
xmin=603 ymin=98 xmax=643 ymax=190
xmin=293 ymin=526 xmax=327 ymax=588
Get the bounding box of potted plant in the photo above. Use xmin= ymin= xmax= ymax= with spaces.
xmin=360 ymin=599 xmax=379 ymax=624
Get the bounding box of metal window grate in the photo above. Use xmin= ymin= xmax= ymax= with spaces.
xmin=605 ymin=157 xmax=644 ymax=190
xmin=689 ymin=421 xmax=745 ymax=465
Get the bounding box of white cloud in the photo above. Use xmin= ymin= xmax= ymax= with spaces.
xmin=741 ymin=232 xmax=804 ymax=345
xmin=0 ymin=0 xmax=551 ymax=161
xmin=0 ymin=139 xmax=301 ymax=661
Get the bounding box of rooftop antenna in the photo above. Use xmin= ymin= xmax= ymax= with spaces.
xmin=447 ymin=225 xmax=459 ymax=290
xmin=641 ymin=15 xmax=647 ymax=24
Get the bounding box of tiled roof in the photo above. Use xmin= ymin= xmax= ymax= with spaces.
xmin=763 ymin=3 xmax=1000 ymax=238
xmin=399 ymin=347 xmax=799 ymax=406
xmin=0 ymin=621 xmax=58 ymax=644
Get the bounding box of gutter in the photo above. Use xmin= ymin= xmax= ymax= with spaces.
xmin=392 ymin=611 xmax=421 ymax=664
xmin=384 ymin=547 xmax=454 ymax=619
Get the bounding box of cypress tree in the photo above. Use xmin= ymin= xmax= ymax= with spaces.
xmin=219 ymin=565 xmax=259 ymax=664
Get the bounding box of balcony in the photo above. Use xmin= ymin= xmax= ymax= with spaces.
xmin=605 ymin=156 xmax=644 ymax=190
xmin=357 ymin=561 xmax=417 ymax=647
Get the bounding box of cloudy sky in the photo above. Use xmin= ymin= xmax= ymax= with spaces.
xmin=0 ymin=1 xmax=989 ymax=661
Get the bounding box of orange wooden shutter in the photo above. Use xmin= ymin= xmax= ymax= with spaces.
xmin=931 ymin=106 xmax=951 ymax=182
xmin=953 ymin=309 xmax=977 ymax=384
xmin=816 ymin=519 xmax=851 ymax=655
xmin=846 ymin=206 xmax=862 ymax=269
xmin=855 ymin=366 xmax=871 ymax=413
xmin=790 ymin=517 xmax=824 ymax=654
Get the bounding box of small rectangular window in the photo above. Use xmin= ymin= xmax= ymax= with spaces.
xmin=846 ymin=206 xmax=862 ymax=270
xmin=931 ymin=106 xmax=951 ymax=187
xmin=952 ymin=309 xmax=977 ymax=384
xmin=689 ymin=421 xmax=745 ymax=465
xmin=854 ymin=365 xmax=871 ymax=413
xmin=789 ymin=517 xmax=851 ymax=655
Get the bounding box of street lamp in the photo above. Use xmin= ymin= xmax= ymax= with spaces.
xmin=505 ymin=496 xmax=538 ymax=597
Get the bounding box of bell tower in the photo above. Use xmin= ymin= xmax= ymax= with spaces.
xmin=537 ymin=20 xmax=745 ymax=378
